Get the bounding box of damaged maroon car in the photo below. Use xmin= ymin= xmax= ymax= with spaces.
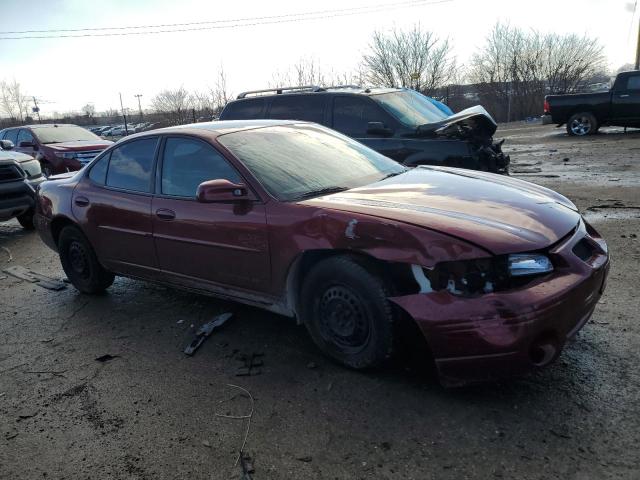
xmin=34 ymin=120 xmax=609 ymax=386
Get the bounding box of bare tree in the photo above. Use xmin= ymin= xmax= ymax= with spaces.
xmin=82 ymin=103 xmax=96 ymax=118
xmin=0 ymin=79 xmax=28 ymax=122
xmin=362 ymin=25 xmax=456 ymax=95
xmin=150 ymin=86 xmax=193 ymax=125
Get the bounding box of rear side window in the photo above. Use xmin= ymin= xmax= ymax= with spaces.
xmin=626 ymin=75 xmax=640 ymax=91
xmin=221 ymin=99 xmax=266 ymax=119
xmin=88 ymin=152 xmax=110 ymax=185
xmin=106 ymin=138 xmax=158 ymax=192
xmin=161 ymin=137 xmax=240 ymax=197
xmin=3 ymin=129 xmax=19 ymax=144
xmin=333 ymin=96 xmax=389 ymax=136
xmin=268 ymin=95 xmax=325 ymax=123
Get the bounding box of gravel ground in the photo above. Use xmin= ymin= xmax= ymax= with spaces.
xmin=1 ymin=123 xmax=639 ymax=479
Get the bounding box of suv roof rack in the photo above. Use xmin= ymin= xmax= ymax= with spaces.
xmin=236 ymin=84 xmax=365 ymax=99
xmin=237 ymin=85 xmax=325 ymax=99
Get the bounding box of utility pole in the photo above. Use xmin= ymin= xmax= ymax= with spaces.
xmin=134 ymin=94 xmax=143 ymax=121
xmin=119 ymin=92 xmax=128 ymax=135
xmin=636 ymin=17 xmax=640 ymax=70
xmin=32 ymin=97 xmax=41 ymax=123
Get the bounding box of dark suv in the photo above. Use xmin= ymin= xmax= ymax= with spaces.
xmin=220 ymin=86 xmax=509 ymax=173
xmin=0 ymin=124 xmax=112 ymax=177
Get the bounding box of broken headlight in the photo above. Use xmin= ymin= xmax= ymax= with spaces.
xmin=424 ymin=253 xmax=553 ymax=296
xmin=507 ymin=253 xmax=553 ymax=277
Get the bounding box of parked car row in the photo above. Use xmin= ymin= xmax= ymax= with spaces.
xmin=87 ymin=122 xmax=160 ymax=138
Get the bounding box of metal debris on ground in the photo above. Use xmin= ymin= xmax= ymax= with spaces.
xmin=95 ymin=354 xmax=119 ymax=363
xmin=1 ymin=246 xmax=12 ymax=262
xmin=183 ymin=312 xmax=233 ymax=356
xmin=3 ymin=265 xmax=66 ymax=290
xmin=236 ymin=352 xmax=264 ymax=376
xmin=215 ymin=384 xmax=255 ymax=475
xmin=240 ymin=453 xmax=255 ymax=479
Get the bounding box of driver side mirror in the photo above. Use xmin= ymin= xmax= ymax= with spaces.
xmin=0 ymin=139 xmax=14 ymax=150
xmin=18 ymin=140 xmax=36 ymax=149
xmin=366 ymin=121 xmax=393 ymax=136
xmin=196 ymin=179 xmax=255 ymax=203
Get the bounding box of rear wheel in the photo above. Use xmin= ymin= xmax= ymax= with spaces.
xmin=16 ymin=209 xmax=35 ymax=230
xmin=299 ymin=256 xmax=394 ymax=369
xmin=567 ymin=112 xmax=598 ymax=136
xmin=58 ymin=226 xmax=114 ymax=293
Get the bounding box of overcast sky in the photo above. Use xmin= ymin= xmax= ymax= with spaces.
xmin=0 ymin=0 xmax=635 ymax=116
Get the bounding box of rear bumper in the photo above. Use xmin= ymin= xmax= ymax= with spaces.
xmin=542 ymin=114 xmax=554 ymax=125
xmin=390 ymin=220 xmax=609 ymax=386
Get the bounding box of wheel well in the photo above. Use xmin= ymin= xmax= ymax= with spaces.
xmin=285 ymin=249 xmax=420 ymax=323
xmin=50 ymin=216 xmax=76 ymax=246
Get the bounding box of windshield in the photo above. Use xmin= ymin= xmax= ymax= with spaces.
xmin=373 ymin=90 xmax=450 ymax=126
xmin=219 ymin=124 xmax=406 ymax=201
xmin=32 ymin=126 xmax=102 ymax=144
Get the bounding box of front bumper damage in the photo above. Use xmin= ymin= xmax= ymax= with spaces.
xmin=390 ymin=220 xmax=609 ymax=387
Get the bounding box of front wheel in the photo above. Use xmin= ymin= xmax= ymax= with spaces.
xmin=299 ymin=256 xmax=394 ymax=369
xmin=58 ymin=225 xmax=114 ymax=293
xmin=567 ymin=112 xmax=598 ymax=136
xmin=16 ymin=209 xmax=35 ymax=230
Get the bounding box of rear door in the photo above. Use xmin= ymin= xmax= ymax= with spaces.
xmin=267 ymin=95 xmax=327 ymax=125
xmin=72 ymin=137 xmax=160 ymax=278
xmin=151 ymin=135 xmax=270 ymax=293
xmin=611 ymin=73 xmax=640 ymax=125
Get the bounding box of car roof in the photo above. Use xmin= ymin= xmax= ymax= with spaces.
xmin=234 ymin=86 xmax=402 ymax=100
xmin=130 ymin=119 xmax=302 ymax=139
xmin=3 ymin=124 xmax=81 ymax=130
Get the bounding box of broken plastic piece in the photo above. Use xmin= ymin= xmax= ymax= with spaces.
xmin=183 ymin=312 xmax=233 ymax=356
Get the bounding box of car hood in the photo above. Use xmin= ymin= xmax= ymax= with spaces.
xmin=416 ymin=105 xmax=498 ymax=139
xmin=0 ymin=150 xmax=35 ymax=163
xmin=302 ymin=167 xmax=580 ymax=255
xmin=45 ymin=140 xmax=113 ymax=151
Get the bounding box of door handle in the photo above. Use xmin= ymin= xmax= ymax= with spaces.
xmin=155 ymin=208 xmax=176 ymax=220
xmin=74 ymin=196 xmax=90 ymax=207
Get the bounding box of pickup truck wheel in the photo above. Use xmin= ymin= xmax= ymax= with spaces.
xmin=300 ymin=256 xmax=394 ymax=369
xmin=58 ymin=226 xmax=114 ymax=294
xmin=16 ymin=209 xmax=35 ymax=230
xmin=567 ymin=112 xmax=598 ymax=136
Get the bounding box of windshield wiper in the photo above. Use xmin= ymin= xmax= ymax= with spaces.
xmin=291 ymin=186 xmax=349 ymax=201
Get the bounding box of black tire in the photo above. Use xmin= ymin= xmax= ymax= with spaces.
xmin=299 ymin=255 xmax=394 ymax=369
xmin=566 ymin=112 xmax=598 ymax=136
xmin=58 ymin=225 xmax=114 ymax=294
xmin=16 ymin=209 xmax=35 ymax=230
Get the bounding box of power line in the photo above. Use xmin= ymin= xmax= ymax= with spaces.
xmin=0 ymin=0 xmax=452 ymax=40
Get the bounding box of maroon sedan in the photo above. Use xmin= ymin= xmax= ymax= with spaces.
xmin=34 ymin=120 xmax=609 ymax=386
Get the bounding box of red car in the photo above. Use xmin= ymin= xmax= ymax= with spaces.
xmin=34 ymin=120 xmax=609 ymax=386
xmin=0 ymin=124 xmax=112 ymax=177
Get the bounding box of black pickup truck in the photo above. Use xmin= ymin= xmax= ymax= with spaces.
xmin=544 ymin=70 xmax=640 ymax=136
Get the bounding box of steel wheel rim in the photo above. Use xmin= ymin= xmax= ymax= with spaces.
xmin=318 ymin=285 xmax=370 ymax=353
xmin=68 ymin=241 xmax=91 ymax=279
xmin=570 ymin=117 xmax=591 ymax=135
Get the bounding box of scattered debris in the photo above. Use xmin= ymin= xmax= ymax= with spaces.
xmin=236 ymin=353 xmax=264 ymax=376
xmin=609 ymin=178 xmax=621 ymax=182
xmin=183 ymin=312 xmax=233 ymax=356
xmin=202 ymin=440 xmax=211 ymax=448
xmin=17 ymin=409 xmax=38 ymax=419
xmin=549 ymin=429 xmax=572 ymax=439
xmin=512 ymin=167 xmax=542 ymax=174
xmin=296 ymin=456 xmax=313 ymax=462
xmin=95 ymin=354 xmax=119 ymax=363
xmin=240 ymin=453 xmax=255 ymax=479
xmin=1 ymin=246 xmax=12 ymax=262
xmin=4 ymin=432 xmax=18 ymax=440
xmin=0 ymin=392 xmax=5 ymax=398
xmin=3 ymin=265 xmax=66 ymax=290
xmin=24 ymin=369 xmax=67 ymax=377
xmin=306 ymin=361 xmax=317 ymax=369
xmin=215 ymin=384 xmax=255 ymax=470
xmin=562 ymin=158 xmax=570 ymax=162
xmin=176 ymin=319 xmax=184 ymax=324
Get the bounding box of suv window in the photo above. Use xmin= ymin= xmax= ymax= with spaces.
xmin=88 ymin=152 xmax=111 ymax=185
xmin=333 ymin=96 xmax=390 ymax=136
xmin=106 ymin=138 xmax=158 ymax=192
xmin=16 ymin=129 xmax=34 ymax=146
xmin=161 ymin=137 xmax=240 ymax=197
xmin=222 ymin=99 xmax=266 ymax=119
xmin=626 ymin=75 xmax=640 ymax=91
xmin=268 ymin=95 xmax=325 ymax=123
xmin=3 ymin=129 xmax=19 ymax=145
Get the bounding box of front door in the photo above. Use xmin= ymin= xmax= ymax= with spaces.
xmin=72 ymin=137 xmax=160 ymax=278
xmin=151 ymin=136 xmax=270 ymax=293
xmin=611 ymin=73 xmax=640 ymax=125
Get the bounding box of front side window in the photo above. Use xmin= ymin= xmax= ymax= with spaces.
xmin=16 ymin=129 xmax=34 ymax=145
xmin=88 ymin=152 xmax=110 ymax=185
xmin=106 ymin=138 xmax=158 ymax=192
xmin=332 ymin=96 xmax=391 ymax=136
xmin=269 ymin=96 xmax=325 ymax=123
xmin=219 ymin=124 xmax=405 ymax=201
xmin=626 ymin=75 xmax=640 ymax=91
xmin=161 ymin=137 xmax=240 ymax=197
xmin=3 ymin=129 xmax=19 ymax=144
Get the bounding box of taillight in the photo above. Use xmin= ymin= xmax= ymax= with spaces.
xmin=543 ymin=99 xmax=550 ymax=114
